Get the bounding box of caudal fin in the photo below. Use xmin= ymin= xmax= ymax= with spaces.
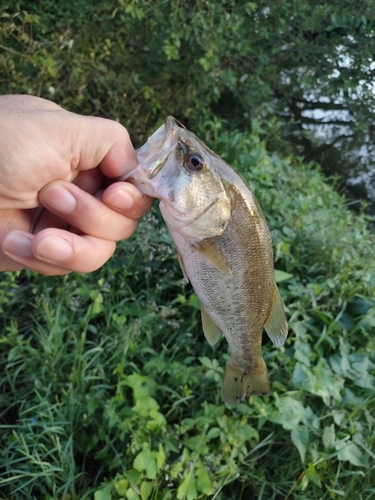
xmin=221 ymin=359 xmax=270 ymax=405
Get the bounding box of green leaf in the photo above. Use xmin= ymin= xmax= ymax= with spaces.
xmin=207 ymin=427 xmax=221 ymax=440
xmin=94 ymin=483 xmax=112 ymax=500
xmin=124 ymin=469 xmax=142 ymax=486
xmin=270 ymin=396 xmax=306 ymax=430
xmin=156 ymin=443 xmax=166 ymax=471
xmin=140 ymin=481 xmax=153 ymax=500
xmin=126 ymin=488 xmax=140 ymax=500
xmin=196 ymin=462 xmax=213 ymax=495
xmin=306 ymin=463 xmax=321 ymax=487
xmin=114 ymin=479 xmax=130 ymax=496
xmin=291 ymin=425 xmax=310 ymax=463
xmin=133 ymin=447 xmax=157 ymax=479
xmin=274 ymin=270 xmax=294 ymax=282
xmin=322 ymin=424 xmax=336 ymax=449
xmin=292 ymin=361 xmax=344 ymax=405
xmin=336 ymin=441 xmax=369 ymax=467
xmin=177 ymin=469 xmax=197 ymax=500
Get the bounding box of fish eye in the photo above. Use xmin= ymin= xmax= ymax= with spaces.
xmin=185 ymin=153 xmax=204 ymax=172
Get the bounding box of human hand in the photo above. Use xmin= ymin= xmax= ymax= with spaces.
xmin=0 ymin=95 xmax=152 ymax=275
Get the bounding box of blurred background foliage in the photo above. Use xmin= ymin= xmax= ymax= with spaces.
xmin=1 ymin=1 xmax=375 ymax=499
xmin=2 ymin=0 xmax=375 ymax=205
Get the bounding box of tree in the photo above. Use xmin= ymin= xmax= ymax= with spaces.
xmin=1 ymin=1 xmax=375 ymax=204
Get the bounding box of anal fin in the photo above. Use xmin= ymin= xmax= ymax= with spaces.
xmin=264 ymin=284 xmax=288 ymax=348
xmin=201 ymin=307 xmax=222 ymax=346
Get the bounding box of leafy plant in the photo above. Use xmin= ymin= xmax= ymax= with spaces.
xmin=1 ymin=126 xmax=374 ymax=499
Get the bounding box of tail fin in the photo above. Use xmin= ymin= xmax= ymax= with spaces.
xmin=221 ymin=359 xmax=270 ymax=405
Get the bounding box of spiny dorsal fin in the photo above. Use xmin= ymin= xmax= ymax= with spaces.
xmin=264 ymin=284 xmax=288 ymax=347
xmin=201 ymin=307 xmax=222 ymax=346
xmin=193 ymin=239 xmax=231 ymax=276
xmin=177 ymin=249 xmax=189 ymax=283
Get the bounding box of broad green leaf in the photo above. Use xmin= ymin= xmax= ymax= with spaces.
xmin=146 ymin=409 xmax=167 ymax=431
xmin=140 ymin=481 xmax=153 ymax=500
xmin=336 ymin=442 xmax=369 ymax=467
xmin=306 ymin=463 xmax=321 ymax=487
xmin=292 ymin=361 xmax=344 ymax=405
xmin=207 ymin=427 xmax=221 ymax=440
xmin=270 ymin=396 xmax=306 ymax=430
xmin=294 ymin=339 xmax=312 ymax=367
xmin=322 ymin=424 xmax=336 ymax=449
xmin=196 ymin=462 xmax=213 ymax=495
xmin=177 ymin=469 xmax=197 ymax=500
xmin=199 ymin=356 xmax=213 ymax=369
xmin=124 ymin=469 xmax=142 ymax=486
xmin=156 ymin=444 xmax=166 ymax=471
xmin=291 ymin=425 xmax=309 ymax=463
xmin=126 ymin=488 xmax=140 ymax=500
xmin=114 ymin=479 xmax=130 ymax=496
xmin=94 ymin=483 xmax=112 ymax=500
xmin=133 ymin=447 xmax=157 ymax=479
xmin=133 ymin=396 xmax=160 ymax=417
xmin=274 ymin=270 xmax=294 ymax=282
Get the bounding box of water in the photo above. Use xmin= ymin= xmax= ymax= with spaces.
xmin=295 ymin=100 xmax=375 ymax=215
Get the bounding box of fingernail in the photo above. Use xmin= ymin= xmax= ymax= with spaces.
xmin=3 ymin=232 xmax=33 ymax=257
xmin=107 ymin=189 xmax=134 ymax=210
xmin=37 ymin=235 xmax=73 ymax=262
xmin=42 ymin=186 xmax=77 ymax=214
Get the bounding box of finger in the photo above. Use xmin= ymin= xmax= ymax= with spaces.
xmin=39 ymin=181 xmax=139 ymax=241
xmin=72 ymin=168 xmax=105 ymax=194
xmin=1 ymin=231 xmax=71 ymax=275
xmin=0 ymin=208 xmax=34 ymax=271
xmin=71 ymin=115 xmax=138 ymax=178
xmin=32 ymin=207 xmax=70 ymax=234
xmin=32 ymin=169 xmax=107 ymax=235
xmin=102 ymin=182 xmax=153 ymax=219
xmin=1 ymin=229 xmax=117 ymax=275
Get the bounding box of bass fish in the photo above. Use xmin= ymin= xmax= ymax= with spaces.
xmin=126 ymin=117 xmax=288 ymax=405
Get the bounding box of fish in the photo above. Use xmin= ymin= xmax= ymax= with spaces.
xmin=125 ymin=116 xmax=288 ymax=405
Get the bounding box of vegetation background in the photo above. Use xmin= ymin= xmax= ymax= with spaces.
xmin=0 ymin=1 xmax=375 ymax=499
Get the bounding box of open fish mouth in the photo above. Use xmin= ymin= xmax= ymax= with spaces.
xmin=122 ymin=116 xmax=179 ymax=184
xmin=137 ymin=116 xmax=177 ymax=163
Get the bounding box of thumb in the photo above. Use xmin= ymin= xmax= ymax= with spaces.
xmin=69 ymin=114 xmax=138 ymax=178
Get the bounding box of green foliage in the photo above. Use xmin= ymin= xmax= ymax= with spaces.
xmin=1 ymin=1 xmax=374 ymax=145
xmin=1 ymin=126 xmax=375 ymax=499
xmin=1 ymin=1 xmax=375 ymax=497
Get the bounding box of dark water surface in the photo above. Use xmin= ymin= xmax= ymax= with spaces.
xmin=290 ymin=104 xmax=375 ymax=217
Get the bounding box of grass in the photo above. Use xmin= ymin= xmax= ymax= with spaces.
xmin=1 ymin=126 xmax=375 ymax=499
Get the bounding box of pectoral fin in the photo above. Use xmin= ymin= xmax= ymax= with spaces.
xmin=264 ymin=284 xmax=288 ymax=347
xmin=193 ymin=239 xmax=231 ymax=276
xmin=201 ymin=307 xmax=222 ymax=346
xmin=177 ymin=250 xmax=189 ymax=283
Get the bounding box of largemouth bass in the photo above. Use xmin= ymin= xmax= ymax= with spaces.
xmin=126 ymin=117 xmax=288 ymax=405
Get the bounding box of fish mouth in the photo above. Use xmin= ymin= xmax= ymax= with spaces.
xmin=137 ymin=116 xmax=178 ymax=163
xmin=121 ymin=116 xmax=184 ymax=185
